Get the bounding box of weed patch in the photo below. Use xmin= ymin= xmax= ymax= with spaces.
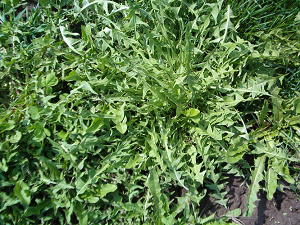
xmin=0 ymin=0 xmax=299 ymax=224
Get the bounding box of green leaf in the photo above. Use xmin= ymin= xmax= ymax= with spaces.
xmin=272 ymin=160 xmax=294 ymax=184
xmin=85 ymin=118 xmax=103 ymax=133
xmin=116 ymin=119 xmax=127 ymax=134
xmin=207 ymin=124 xmax=222 ymax=140
xmin=208 ymin=3 xmax=219 ymax=25
xmin=111 ymin=104 xmax=125 ymax=123
xmin=14 ymin=182 xmax=31 ymax=205
xmin=29 ymin=106 xmax=40 ymax=120
xmin=69 ymin=81 xmax=97 ymax=96
xmin=44 ymin=72 xmax=58 ymax=87
xmin=76 ymin=164 xmax=109 ymax=197
xmin=162 ymin=215 xmax=174 ymax=225
xmin=287 ymin=115 xmax=300 ymax=125
xmin=199 ymin=213 xmax=216 ymax=224
xmin=254 ymin=140 xmax=298 ymax=162
xmin=0 ymin=110 xmax=13 ymax=123
xmin=246 ymin=156 xmax=265 ymax=217
xmin=220 ymin=5 xmax=235 ymax=42
xmin=259 ymin=100 xmax=268 ymax=126
xmin=25 ymin=200 xmax=51 ymax=217
xmin=0 ymin=158 xmax=8 ymax=172
xmin=87 ymin=196 xmax=100 ymax=203
xmin=82 ymin=24 xmax=92 ymax=42
xmin=2 ymin=0 xmax=300 ymax=223
xmin=60 ymin=26 xmax=84 ymax=55
xmin=171 ymin=196 xmax=189 ymax=218
xmin=39 ymin=156 xmax=61 ymax=179
xmin=52 ymin=180 xmax=74 ymax=194
xmin=185 ymin=108 xmax=200 ymax=117
xmin=58 ymin=130 xmax=68 ymax=139
xmin=148 ymin=168 xmax=162 ymax=222
xmin=65 ymin=70 xmax=81 ymax=81
xmin=271 ymin=91 xmax=283 ymax=123
xmin=125 ymin=154 xmax=144 ymax=169
xmin=33 ymin=122 xmax=45 ymax=142
xmin=0 ymin=120 xmax=15 ymax=133
xmin=226 ymin=145 xmax=246 ymax=164
xmin=265 ymin=168 xmax=277 ymax=200
xmin=293 ymin=96 xmax=300 ymax=114
xmin=32 ymin=37 xmax=55 ymax=47
xmin=8 ymin=130 xmax=22 ymax=143
xmin=225 ymin=208 xmax=241 ymax=217
xmin=99 ymin=184 xmax=117 ymax=198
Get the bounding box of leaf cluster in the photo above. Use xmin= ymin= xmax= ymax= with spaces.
xmin=0 ymin=0 xmax=299 ymax=224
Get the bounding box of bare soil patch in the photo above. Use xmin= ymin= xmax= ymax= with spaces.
xmin=201 ymin=175 xmax=300 ymax=225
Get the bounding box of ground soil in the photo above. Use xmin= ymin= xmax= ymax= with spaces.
xmin=201 ymin=175 xmax=300 ymax=225
xmin=17 ymin=0 xmax=40 ymax=19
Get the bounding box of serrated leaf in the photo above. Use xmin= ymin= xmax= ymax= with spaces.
xmin=246 ymin=156 xmax=265 ymax=217
xmin=207 ymin=124 xmax=222 ymax=140
xmin=60 ymin=26 xmax=84 ymax=55
xmin=65 ymin=70 xmax=81 ymax=81
xmin=220 ymin=5 xmax=235 ymax=42
xmin=78 ymin=157 xmax=87 ymax=171
xmin=265 ymin=168 xmax=277 ymax=200
xmin=272 ymin=160 xmax=294 ymax=184
xmin=111 ymin=103 xmax=125 ymax=123
xmin=69 ymin=81 xmax=97 ymax=96
xmin=208 ymin=3 xmax=219 ymax=25
xmin=39 ymin=156 xmax=61 ymax=178
xmin=254 ymin=140 xmax=297 ymax=161
xmin=162 ymin=215 xmax=174 ymax=225
xmin=169 ymin=168 xmax=189 ymax=191
xmin=194 ymin=169 xmax=206 ymax=184
xmin=82 ymin=24 xmax=92 ymax=41
xmin=25 ymin=200 xmax=51 ymax=217
xmin=52 ymin=180 xmax=74 ymax=194
xmin=0 ymin=111 xmax=12 ymax=123
xmin=199 ymin=213 xmax=216 ymax=224
xmin=125 ymin=154 xmax=143 ymax=169
xmin=148 ymin=168 xmax=161 ymax=220
xmin=171 ymin=196 xmax=189 ymax=218
xmin=76 ymin=164 xmax=109 ymax=197
xmin=226 ymin=208 xmax=241 ymax=217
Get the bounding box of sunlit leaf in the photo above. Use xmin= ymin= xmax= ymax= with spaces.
xmin=85 ymin=118 xmax=103 ymax=133
xmin=99 ymin=184 xmax=117 ymax=198
xmin=265 ymin=168 xmax=277 ymax=200
xmin=185 ymin=108 xmax=200 ymax=117
xmin=246 ymin=156 xmax=265 ymax=217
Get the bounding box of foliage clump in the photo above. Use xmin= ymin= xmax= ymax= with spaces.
xmin=0 ymin=0 xmax=299 ymax=224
